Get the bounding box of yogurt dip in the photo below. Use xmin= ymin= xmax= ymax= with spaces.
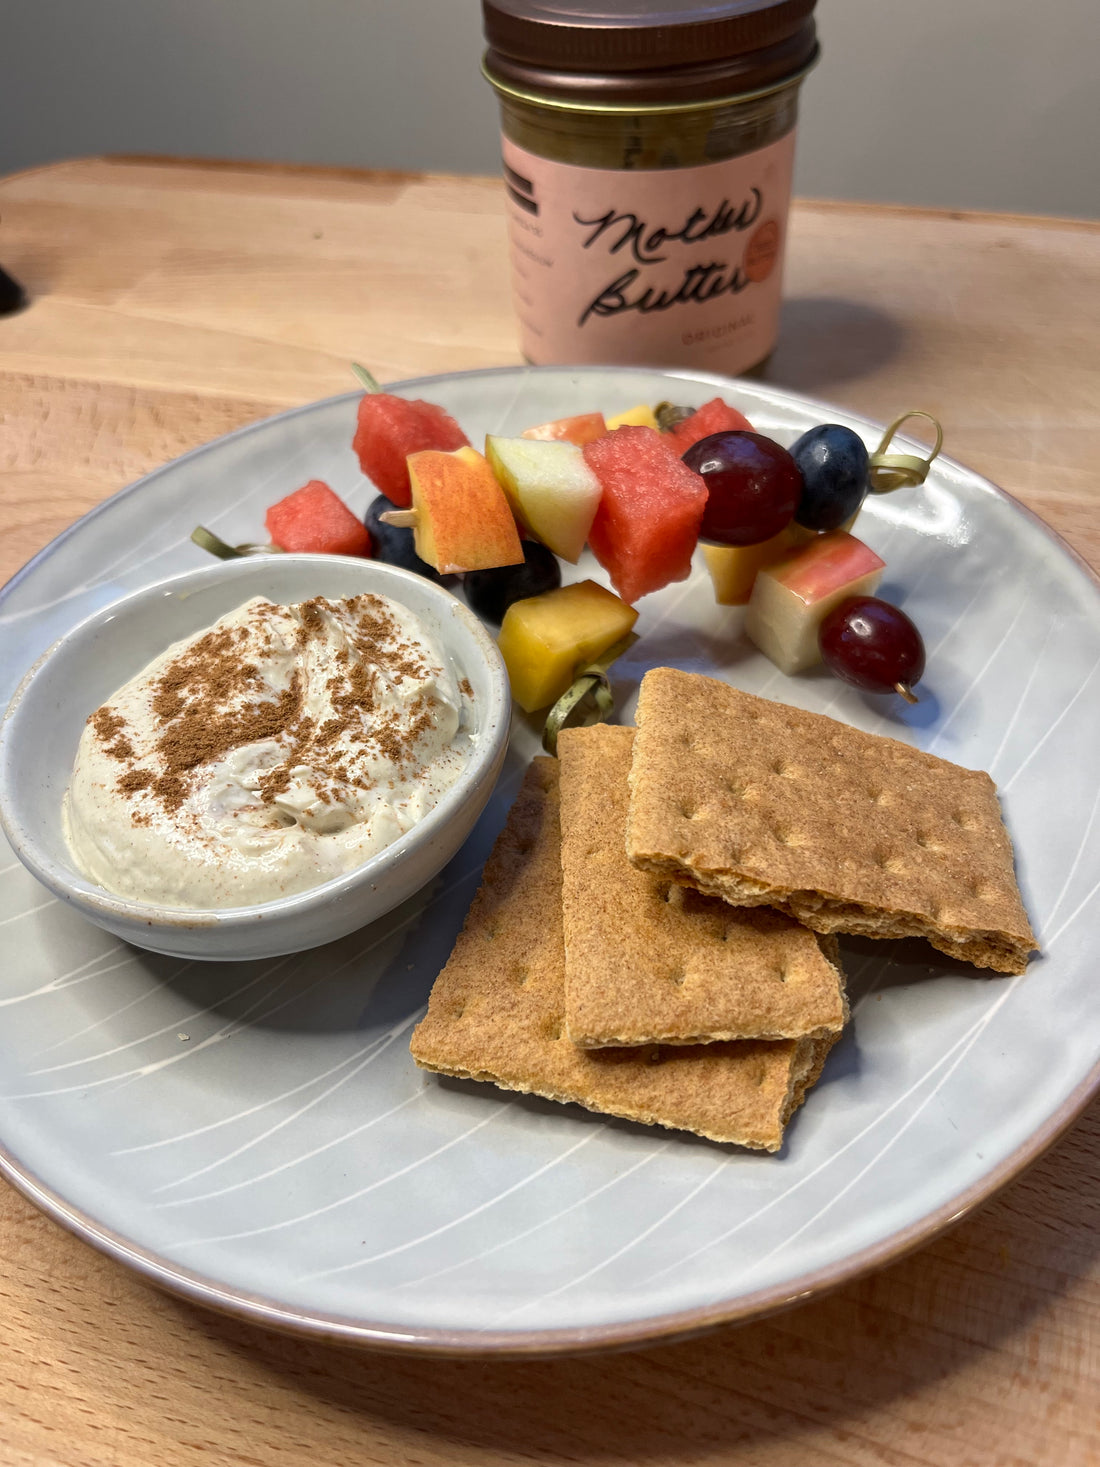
xmin=63 ymin=593 xmax=471 ymax=908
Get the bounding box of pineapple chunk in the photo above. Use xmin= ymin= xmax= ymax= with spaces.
xmin=702 ymin=525 xmax=804 ymax=606
xmin=745 ymin=531 xmax=885 ymax=675
xmin=605 ymin=403 xmax=659 ymax=431
xmin=497 ymin=580 xmax=639 ymax=713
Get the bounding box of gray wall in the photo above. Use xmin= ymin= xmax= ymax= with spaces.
xmin=2 ymin=0 xmax=1097 ymax=217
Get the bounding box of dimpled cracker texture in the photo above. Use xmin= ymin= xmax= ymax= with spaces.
xmin=558 ymin=724 xmax=847 ymax=1047
xmin=410 ymin=758 xmax=836 ymax=1151
xmin=627 ymin=668 xmax=1036 ymax=976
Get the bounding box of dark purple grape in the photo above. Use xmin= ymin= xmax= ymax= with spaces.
xmin=790 ymin=424 xmax=870 ymax=531
xmin=681 ymin=431 xmax=801 ymax=546
xmin=464 ymin=541 xmax=561 ymax=625
xmin=364 ymin=494 xmax=445 ymax=583
xmin=818 ymin=596 xmax=926 ymax=701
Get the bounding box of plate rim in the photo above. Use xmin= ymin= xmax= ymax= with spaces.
xmin=1 ymin=1050 xmax=1096 ymax=1357
xmin=3 ymin=362 xmax=1099 ymax=1356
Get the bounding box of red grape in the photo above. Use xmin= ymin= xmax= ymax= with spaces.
xmin=681 ymin=431 xmax=801 ymax=546
xmin=818 ymin=596 xmax=926 ymax=702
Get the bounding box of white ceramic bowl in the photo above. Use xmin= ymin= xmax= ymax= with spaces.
xmin=0 ymin=555 xmax=510 ymax=961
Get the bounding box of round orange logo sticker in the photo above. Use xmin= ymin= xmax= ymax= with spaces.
xmin=744 ymin=220 xmax=781 ymax=283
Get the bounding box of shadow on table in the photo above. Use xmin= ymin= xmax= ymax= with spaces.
xmin=762 ymin=296 xmax=906 ymax=393
xmin=178 ymin=1097 xmax=1100 ymax=1464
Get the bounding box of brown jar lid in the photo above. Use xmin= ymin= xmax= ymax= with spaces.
xmin=483 ymin=0 xmax=818 ymax=105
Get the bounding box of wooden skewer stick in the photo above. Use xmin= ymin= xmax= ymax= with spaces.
xmin=379 ymin=509 xmax=419 ymax=529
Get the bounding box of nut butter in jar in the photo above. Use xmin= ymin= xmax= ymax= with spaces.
xmin=482 ymin=0 xmax=818 ymax=375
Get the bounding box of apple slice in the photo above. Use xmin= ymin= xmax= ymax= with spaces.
xmin=744 ymin=530 xmax=885 ymax=674
xmin=386 ymin=446 xmax=524 ymax=574
xmin=520 ymin=412 xmax=607 ymax=447
xmin=485 ymin=435 xmax=602 ymax=564
xmin=605 ymin=403 xmax=659 ymax=431
xmin=497 ymin=579 xmax=638 ymax=713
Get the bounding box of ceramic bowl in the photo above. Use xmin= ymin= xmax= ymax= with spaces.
xmin=0 ymin=555 xmax=510 ymax=961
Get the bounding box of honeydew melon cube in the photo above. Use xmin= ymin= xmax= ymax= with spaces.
xmin=485 ymin=436 xmax=602 ymax=564
xmin=745 ymin=531 xmax=885 ymax=675
xmin=497 ymin=579 xmax=638 ymax=713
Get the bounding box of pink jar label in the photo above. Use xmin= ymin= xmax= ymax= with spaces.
xmin=502 ymin=130 xmax=796 ymax=376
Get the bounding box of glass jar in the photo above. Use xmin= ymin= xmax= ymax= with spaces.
xmin=482 ymin=0 xmax=818 ymax=376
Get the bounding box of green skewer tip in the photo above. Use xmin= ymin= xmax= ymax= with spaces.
xmin=350 ymin=363 xmax=381 ymax=394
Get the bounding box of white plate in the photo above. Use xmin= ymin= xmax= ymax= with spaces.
xmin=2 ymin=366 xmax=1098 ymax=1355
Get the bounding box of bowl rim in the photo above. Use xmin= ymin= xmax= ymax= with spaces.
xmin=0 ymin=554 xmax=510 ymax=929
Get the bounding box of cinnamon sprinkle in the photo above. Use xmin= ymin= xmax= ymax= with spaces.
xmin=104 ymin=595 xmax=453 ymax=817
xmin=90 ymin=706 xmax=126 ymax=742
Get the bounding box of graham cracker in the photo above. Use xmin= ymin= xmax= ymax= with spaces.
xmin=558 ymin=724 xmax=847 ymax=1047
xmin=410 ymin=758 xmax=836 ymax=1151
xmin=627 ymin=668 xmax=1036 ymax=975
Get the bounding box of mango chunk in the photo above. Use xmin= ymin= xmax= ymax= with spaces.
xmin=497 ymin=579 xmax=639 ymax=713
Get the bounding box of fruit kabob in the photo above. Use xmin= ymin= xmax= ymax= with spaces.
xmin=192 ymin=367 xmax=941 ymax=727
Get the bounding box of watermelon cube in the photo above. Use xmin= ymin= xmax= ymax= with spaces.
xmin=668 ymin=397 xmax=754 ymax=456
xmin=583 ymin=426 xmax=708 ymax=604
xmin=264 ymin=481 xmax=373 ymax=557
xmin=353 ymin=394 xmax=469 ymax=508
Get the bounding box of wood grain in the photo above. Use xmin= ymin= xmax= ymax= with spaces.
xmin=0 ymin=157 xmax=1098 ymax=1467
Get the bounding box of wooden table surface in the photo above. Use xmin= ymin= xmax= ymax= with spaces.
xmin=0 ymin=157 xmax=1097 ymax=1467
